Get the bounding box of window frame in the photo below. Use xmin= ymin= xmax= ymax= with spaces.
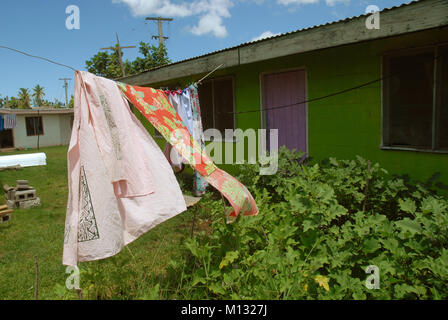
xmin=381 ymin=44 xmax=448 ymax=154
xmin=25 ymin=116 xmax=44 ymax=137
xmin=198 ymin=75 xmax=236 ymax=142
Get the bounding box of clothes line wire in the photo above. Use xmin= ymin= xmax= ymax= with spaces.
xmin=226 ymin=50 xmax=448 ymax=115
xmin=0 ymin=45 xmax=77 ymax=72
xmin=3 ymin=44 xmax=447 ymax=116
xmin=196 ymin=64 xmax=224 ymax=85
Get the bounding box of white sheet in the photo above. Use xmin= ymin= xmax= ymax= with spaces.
xmin=0 ymin=153 xmax=47 ymax=168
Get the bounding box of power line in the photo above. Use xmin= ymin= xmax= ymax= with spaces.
xmin=0 ymin=45 xmax=77 ymax=71
xmin=227 ymin=50 xmax=448 ymax=115
xmin=229 ymin=77 xmax=382 ymax=115
xmin=145 ymin=17 xmax=173 ymax=48
xmin=2 ymin=43 xmax=447 ymax=116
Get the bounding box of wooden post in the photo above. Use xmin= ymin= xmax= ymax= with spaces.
xmin=34 ymin=256 xmax=39 ymax=300
xmin=145 ymin=17 xmax=173 ymax=48
xmin=37 ymin=109 xmax=40 ymax=150
xmin=100 ymin=33 xmax=136 ymax=77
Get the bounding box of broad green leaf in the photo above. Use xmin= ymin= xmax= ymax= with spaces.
xmin=208 ymin=283 xmax=226 ymax=295
xmin=395 ymin=218 xmax=423 ymax=235
xmin=398 ymin=198 xmax=416 ymax=214
xmin=219 ymin=251 xmax=239 ymax=270
xmin=363 ymin=238 xmax=381 ymax=254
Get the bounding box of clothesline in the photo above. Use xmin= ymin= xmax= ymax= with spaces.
xmin=5 ymin=43 xmax=447 ymax=117
xmin=0 ymin=44 xmax=222 ymax=88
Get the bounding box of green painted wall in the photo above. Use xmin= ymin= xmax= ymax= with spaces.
xmin=138 ymin=27 xmax=448 ymax=188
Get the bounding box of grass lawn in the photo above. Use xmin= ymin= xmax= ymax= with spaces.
xmin=0 ymin=145 xmax=200 ymax=299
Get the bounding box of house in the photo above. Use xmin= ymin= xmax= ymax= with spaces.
xmin=0 ymin=108 xmax=74 ymax=150
xmin=120 ymin=0 xmax=448 ymax=187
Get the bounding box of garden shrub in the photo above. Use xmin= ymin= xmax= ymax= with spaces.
xmin=159 ymin=147 xmax=448 ymax=299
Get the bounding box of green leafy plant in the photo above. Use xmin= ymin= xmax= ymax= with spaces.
xmin=158 ymin=148 xmax=448 ymax=300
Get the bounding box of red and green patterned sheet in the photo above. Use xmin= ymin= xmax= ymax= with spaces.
xmin=118 ymin=82 xmax=258 ymax=218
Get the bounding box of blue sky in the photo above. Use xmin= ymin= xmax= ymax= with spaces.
xmin=0 ymin=0 xmax=412 ymax=105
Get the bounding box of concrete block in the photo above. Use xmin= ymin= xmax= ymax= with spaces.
xmin=6 ymin=189 xmax=15 ymax=201
xmin=6 ymin=200 xmax=16 ymax=209
xmin=19 ymin=197 xmax=41 ymax=209
xmin=14 ymin=190 xmax=36 ymax=201
xmin=0 ymin=214 xmax=11 ymax=223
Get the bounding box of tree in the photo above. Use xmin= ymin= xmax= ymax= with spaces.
xmin=53 ymin=99 xmax=63 ymax=108
xmin=17 ymin=88 xmax=31 ymax=109
xmin=32 ymin=85 xmax=45 ymax=107
xmin=8 ymin=97 xmax=19 ymax=109
xmin=85 ymin=42 xmax=171 ymax=78
xmin=68 ymin=95 xmax=74 ymax=108
xmin=131 ymin=43 xmax=171 ymax=72
xmin=85 ymin=46 xmax=132 ymax=79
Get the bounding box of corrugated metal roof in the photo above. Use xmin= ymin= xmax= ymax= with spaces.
xmin=0 ymin=108 xmax=74 ymax=114
xmin=118 ymin=0 xmax=420 ymax=79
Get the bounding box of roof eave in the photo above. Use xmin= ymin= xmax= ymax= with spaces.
xmin=118 ymin=0 xmax=448 ymax=86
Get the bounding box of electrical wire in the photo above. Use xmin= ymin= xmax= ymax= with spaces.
xmin=227 ymin=50 xmax=448 ymax=115
xmin=2 ymin=43 xmax=447 ymax=116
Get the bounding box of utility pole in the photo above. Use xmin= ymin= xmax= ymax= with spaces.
xmin=101 ymin=33 xmax=136 ymax=77
xmin=145 ymin=17 xmax=173 ymax=47
xmin=59 ymin=78 xmax=71 ymax=107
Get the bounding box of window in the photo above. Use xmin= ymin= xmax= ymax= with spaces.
xmin=382 ymin=45 xmax=448 ymax=152
xmin=198 ymin=76 xmax=235 ymax=137
xmin=25 ymin=117 xmax=43 ymax=136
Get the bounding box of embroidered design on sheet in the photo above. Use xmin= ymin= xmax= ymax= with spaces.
xmin=100 ymin=95 xmax=122 ymax=160
xmin=78 ymin=166 xmax=100 ymax=242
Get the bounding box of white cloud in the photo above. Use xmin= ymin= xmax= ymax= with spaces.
xmin=191 ymin=11 xmax=229 ymax=37
xmin=112 ymin=0 xmax=233 ymax=38
xmin=277 ymin=0 xmax=319 ymax=4
xmin=251 ymin=30 xmax=281 ymax=41
xmin=277 ymin=0 xmax=349 ymax=5
xmin=112 ymin=0 xmax=192 ymax=17
xmin=325 ymin=0 xmax=350 ymax=6
xmin=113 ymin=0 xmax=350 ymax=38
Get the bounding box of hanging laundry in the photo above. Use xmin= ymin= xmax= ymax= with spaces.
xmin=189 ymin=84 xmax=209 ymax=196
xmin=179 ymin=89 xmax=194 ymax=135
xmin=63 ymin=71 xmax=186 ymax=266
xmin=0 ymin=115 xmax=4 ymax=131
xmin=162 ymin=86 xmax=208 ymax=196
xmin=3 ymin=114 xmax=16 ymax=129
xmin=118 ymin=82 xmax=258 ymax=219
xmin=163 ymin=90 xmax=188 ymax=171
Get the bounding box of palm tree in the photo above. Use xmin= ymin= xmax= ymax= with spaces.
xmin=17 ymin=88 xmax=31 ymax=109
xmin=32 ymin=85 xmax=45 ymax=107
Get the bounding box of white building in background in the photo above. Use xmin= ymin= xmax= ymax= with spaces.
xmin=0 ymin=108 xmax=74 ymax=150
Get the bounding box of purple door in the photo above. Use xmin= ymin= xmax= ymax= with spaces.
xmin=263 ymin=70 xmax=307 ymax=153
